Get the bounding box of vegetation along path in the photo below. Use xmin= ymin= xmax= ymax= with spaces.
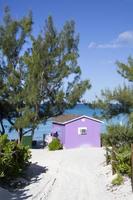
xmin=1 ymin=148 xmax=132 ymax=200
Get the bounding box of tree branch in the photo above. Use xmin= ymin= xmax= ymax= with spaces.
xmin=23 ymin=128 xmax=32 ymax=135
xmin=8 ymin=118 xmax=14 ymax=126
xmin=0 ymin=120 xmax=5 ymax=135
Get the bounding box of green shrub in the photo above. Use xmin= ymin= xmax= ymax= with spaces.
xmin=0 ymin=134 xmax=31 ymax=183
xmin=101 ymin=133 xmax=109 ymax=147
xmin=104 ymin=124 xmax=132 ymax=178
xmin=106 ymin=124 xmax=133 ymax=147
xmin=115 ymin=145 xmax=131 ymax=177
xmin=111 ymin=174 xmax=123 ymax=185
xmin=48 ymin=138 xmax=63 ymax=151
xmin=105 ymin=147 xmax=111 ymax=165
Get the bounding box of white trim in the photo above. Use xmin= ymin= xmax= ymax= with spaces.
xmin=53 ymin=115 xmax=104 ymax=125
xmin=78 ymin=127 xmax=87 ymax=135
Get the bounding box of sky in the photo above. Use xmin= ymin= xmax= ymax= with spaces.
xmin=0 ymin=0 xmax=133 ymax=101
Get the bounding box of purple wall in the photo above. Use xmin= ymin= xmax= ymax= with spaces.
xmin=52 ymin=123 xmax=65 ymax=144
xmin=52 ymin=117 xmax=101 ymax=149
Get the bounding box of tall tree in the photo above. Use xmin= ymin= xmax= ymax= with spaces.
xmin=91 ymin=57 xmax=133 ymax=120
xmin=22 ymin=16 xmax=90 ymax=138
xmin=0 ymin=7 xmax=33 ymax=139
xmin=0 ymin=10 xmax=90 ymax=141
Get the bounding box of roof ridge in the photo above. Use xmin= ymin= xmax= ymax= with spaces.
xmin=53 ymin=114 xmax=103 ymax=124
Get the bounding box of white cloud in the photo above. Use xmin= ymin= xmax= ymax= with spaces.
xmin=116 ymin=31 xmax=133 ymax=44
xmin=88 ymin=31 xmax=133 ymax=49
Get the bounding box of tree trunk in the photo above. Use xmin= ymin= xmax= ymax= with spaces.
xmin=31 ymin=128 xmax=35 ymax=138
xmin=0 ymin=120 xmax=5 ymax=135
xmin=18 ymin=128 xmax=23 ymax=143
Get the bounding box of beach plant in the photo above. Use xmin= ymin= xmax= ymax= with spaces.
xmin=48 ymin=138 xmax=63 ymax=151
xmin=102 ymin=124 xmax=132 ymax=177
xmin=115 ymin=145 xmax=131 ymax=177
xmin=111 ymin=174 xmax=123 ymax=186
xmin=108 ymin=145 xmax=131 ymax=178
xmin=105 ymin=146 xmax=111 ymax=165
xmin=102 ymin=123 xmax=133 ymax=147
xmin=101 ymin=133 xmax=109 ymax=146
xmin=0 ymin=135 xmax=31 ymax=183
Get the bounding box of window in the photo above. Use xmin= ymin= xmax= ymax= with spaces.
xmin=78 ymin=127 xmax=87 ymax=135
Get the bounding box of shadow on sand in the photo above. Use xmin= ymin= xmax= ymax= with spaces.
xmin=0 ymin=163 xmax=48 ymax=200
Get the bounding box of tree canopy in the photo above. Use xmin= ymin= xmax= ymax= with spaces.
xmin=91 ymin=57 xmax=133 ymax=120
xmin=0 ymin=7 xmax=90 ymax=141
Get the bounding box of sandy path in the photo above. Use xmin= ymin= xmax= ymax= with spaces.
xmin=45 ymin=148 xmax=113 ymax=200
xmin=0 ymin=148 xmax=132 ymax=200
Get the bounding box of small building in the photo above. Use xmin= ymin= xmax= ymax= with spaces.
xmin=52 ymin=114 xmax=103 ymax=149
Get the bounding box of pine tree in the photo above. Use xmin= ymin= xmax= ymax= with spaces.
xmin=22 ymin=16 xmax=90 ymax=138
xmin=0 ymin=9 xmax=90 ymax=141
xmin=91 ymin=56 xmax=133 ymax=120
xmin=0 ymin=7 xmax=33 ymax=139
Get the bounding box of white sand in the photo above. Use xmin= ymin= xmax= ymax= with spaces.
xmin=0 ymin=148 xmax=133 ymax=200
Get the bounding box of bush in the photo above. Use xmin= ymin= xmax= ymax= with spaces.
xmin=115 ymin=145 xmax=131 ymax=177
xmin=105 ymin=147 xmax=112 ymax=165
xmin=111 ymin=174 xmax=123 ymax=185
xmin=105 ymin=124 xmax=133 ymax=147
xmin=101 ymin=133 xmax=109 ymax=147
xmin=103 ymin=124 xmax=132 ymax=179
xmin=48 ymin=138 xmax=63 ymax=151
xmin=109 ymin=145 xmax=131 ymax=178
xmin=0 ymin=134 xmax=31 ymax=183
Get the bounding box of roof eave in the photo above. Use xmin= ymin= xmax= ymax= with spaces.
xmin=53 ymin=115 xmax=104 ymax=125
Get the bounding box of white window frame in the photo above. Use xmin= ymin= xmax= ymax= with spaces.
xmin=78 ymin=127 xmax=87 ymax=135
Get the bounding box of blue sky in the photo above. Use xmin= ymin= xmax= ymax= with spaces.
xmin=0 ymin=0 xmax=133 ymax=101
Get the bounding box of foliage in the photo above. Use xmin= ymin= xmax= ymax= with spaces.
xmin=101 ymin=133 xmax=109 ymax=146
xmin=106 ymin=145 xmax=131 ymax=178
xmin=0 ymin=135 xmax=31 ymax=182
xmin=91 ymin=85 xmax=133 ymax=120
xmin=23 ymin=16 xmax=90 ymax=116
xmin=103 ymin=126 xmax=132 ymax=179
xmin=117 ymin=56 xmax=133 ymax=82
xmin=111 ymin=174 xmax=123 ymax=186
xmin=103 ymin=124 xmax=132 ymax=178
xmin=103 ymin=124 xmax=133 ymax=147
xmin=90 ymin=56 xmax=133 ymax=120
xmin=114 ymin=145 xmax=131 ymax=177
xmin=105 ymin=146 xmax=111 ymax=165
xmin=48 ymin=138 xmax=63 ymax=151
xmin=0 ymin=7 xmax=90 ymax=141
xmin=0 ymin=6 xmax=33 ymax=140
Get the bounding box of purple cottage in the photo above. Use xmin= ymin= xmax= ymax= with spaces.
xmin=52 ymin=114 xmax=103 ymax=149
